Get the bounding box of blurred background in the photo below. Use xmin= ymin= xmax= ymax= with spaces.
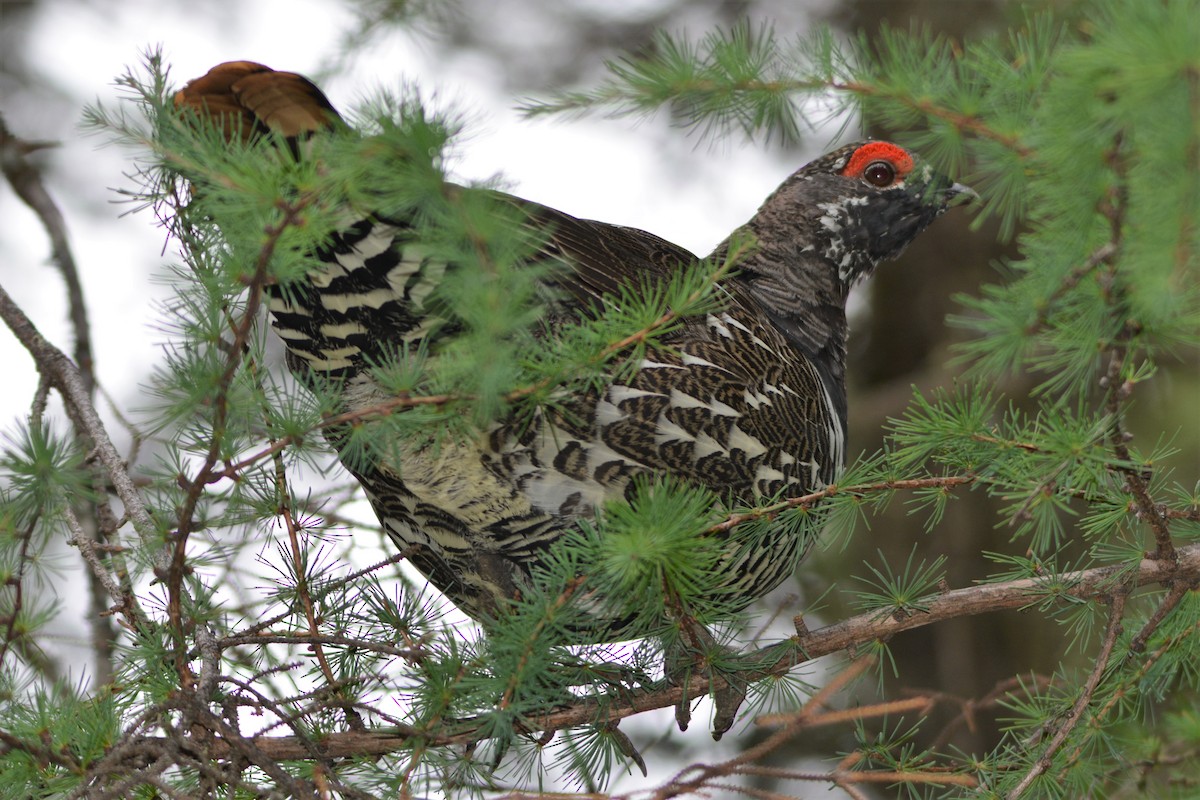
xmin=8 ymin=0 xmax=1193 ymax=794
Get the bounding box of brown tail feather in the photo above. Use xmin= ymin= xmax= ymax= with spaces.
xmin=174 ymin=60 xmax=341 ymax=142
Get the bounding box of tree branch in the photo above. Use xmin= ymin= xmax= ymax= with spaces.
xmin=2 ymin=112 xmax=124 ymax=683
xmin=0 ymin=114 xmax=94 ymax=392
xmin=117 ymin=542 xmax=1200 ymax=762
xmin=1092 ymin=134 xmax=1176 ymax=562
xmin=167 ymin=196 xmax=314 ymax=682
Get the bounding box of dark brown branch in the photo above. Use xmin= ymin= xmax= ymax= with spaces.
xmin=0 ymin=512 xmax=43 ymax=675
xmin=1164 ymin=506 xmax=1200 ymax=521
xmin=1102 ymin=335 xmax=1175 ymax=559
xmin=0 ymin=724 xmax=82 ymax=772
xmin=653 ymin=658 xmax=929 ymax=799
xmin=1129 ymin=579 xmax=1197 ymax=653
xmin=1090 ymin=134 xmax=1176 ymax=563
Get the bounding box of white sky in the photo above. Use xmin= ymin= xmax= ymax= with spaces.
xmin=0 ymin=0 xmax=845 ymax=790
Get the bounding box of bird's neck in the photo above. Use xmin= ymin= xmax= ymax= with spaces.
xmin=720 ymin=235 xmax=862 ymax=427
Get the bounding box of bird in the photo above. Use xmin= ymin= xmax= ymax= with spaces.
xmin=174 ymin=61 xmax=972 ymax=696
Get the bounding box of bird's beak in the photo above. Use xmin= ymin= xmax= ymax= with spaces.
xmin=944 ymin=182 xmax=979 ymax=206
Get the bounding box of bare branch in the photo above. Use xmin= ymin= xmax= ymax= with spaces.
xmin=0 ymin=114 xmax=94 ymax=392
xmin=65 ymin=504 xmax=147 ymax=629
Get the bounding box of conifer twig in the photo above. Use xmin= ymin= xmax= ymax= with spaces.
xmin=710 ymin=475 xmax=976 ymax=533
xmin=0 ymin=275 xmax=160 ymax=585
xmin=271 ymin=445 xmax=367 ymax=731
xmin=1005 ymin=587 xmax=1129 ymax=799
xmin=167 ymin=196 xmax=314 ymax=682
xmin=120 ymin=542 xmax=1200 ymax=762
xmin=2 ymin=113 xmax=123 ymax=683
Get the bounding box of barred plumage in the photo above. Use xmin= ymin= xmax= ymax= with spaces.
xmin=175 ymin=61 xmax=971 ymax=633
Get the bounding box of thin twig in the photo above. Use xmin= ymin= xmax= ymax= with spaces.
xmin=1091 ymin=134 xmax=1176 ymax=562
xmin=271 ymin=441 xmax=367 ymax=731
xmin=167 ymin=196 xmax=315 ymax=681
xmin=833 ymin=79 xmax=1033 ymax=158
xmin=1062 ymin=609 xmax=1200 ymax=774
xmin=2 ymin=113 xmax=123 ymax=683
xmin=0 ymin=513 xmax=40 ymax=672
xmin=64 ymin=504 xmax=147 ymax=629
xmin=710 ymin=475 xmax=976 ymax=534
xmin=1024 ymin=242 xmax=1118 ymax=336
xmin=0 ymin=114 xmax=94 ymax=391
xmin=1005 ymin=588 xmax=1129 ymax=798
xmin=1128 ymin=579 xmax=1197 ymax=653
xmin=0 ymin=284 xmax=159 ymax=544
xmin=218 ymin=633 xmax=425 ymax=662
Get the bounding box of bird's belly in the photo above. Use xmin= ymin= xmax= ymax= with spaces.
xmin=399 ymin=440 xmax=536 ymax=534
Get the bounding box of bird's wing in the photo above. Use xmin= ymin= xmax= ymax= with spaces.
xmin=520 ymin=202 xmax=699 ymax=306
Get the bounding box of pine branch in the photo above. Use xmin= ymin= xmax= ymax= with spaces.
xmin=1092 ymin=134 xmax=1177 ymax=562
xmin=1061 ymin=593 xmax=1200 ymax=777
xmin=114 ymin=542 xmax=1200 ymax=762
xmin=270 ymin=442 xmax=367 ymax=732
xmin=521 ymin=26 xmax=1033 ymax=158
xmin=1023 ymin=241 xmax=1118 ymax=337
xmin=710 ymin=475 xmax=976 ymax=534
xmin=833 ymin=79 xmax=1033 ymax=158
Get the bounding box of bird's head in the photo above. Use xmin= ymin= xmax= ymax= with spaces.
xmin=749 ymin=140 xmax=975 ymax=287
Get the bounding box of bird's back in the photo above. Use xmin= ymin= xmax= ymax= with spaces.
xmin=309 ymin=205 xmax=840 ymax=623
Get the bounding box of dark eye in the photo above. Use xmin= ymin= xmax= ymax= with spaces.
xmin=863 ymin=160 xmax=897 ymax=187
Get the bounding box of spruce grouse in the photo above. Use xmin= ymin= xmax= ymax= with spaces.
xmin=174 ymin=61 xmax=972 ymax=639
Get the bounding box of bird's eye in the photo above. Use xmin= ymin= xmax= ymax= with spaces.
xmin=862 ymin=160 xmax=897 ymax=187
